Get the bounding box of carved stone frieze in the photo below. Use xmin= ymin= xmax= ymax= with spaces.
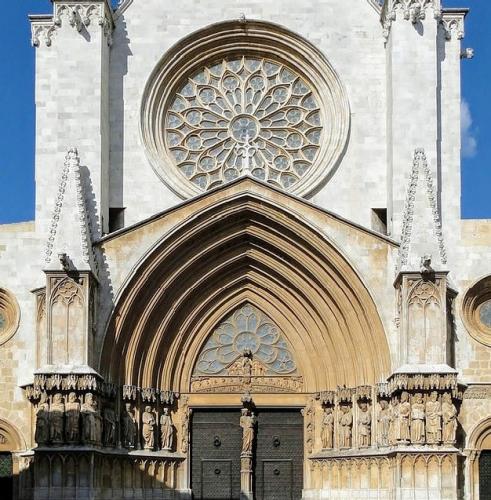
xmin=441 ymin=12 xmax=465 ymax=40
xmin=463 ymin=385 xmax=491 ymax=399
xmin=31 ymin=21 xmax=57 ymax=48
xmin=31 ymin=3 xmax=113 ymax=48
xmin=382 ymin=0 xmax=442 ymax=40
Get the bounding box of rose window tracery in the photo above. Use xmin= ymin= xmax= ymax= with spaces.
xmin=193 ymin=304 xmax=297 ymax=376
xmin=166 ymin=57 xmax=323 ymax=191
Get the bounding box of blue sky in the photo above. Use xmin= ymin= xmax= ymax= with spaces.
xmin=0 ymin=1 xmax=489 ymax=223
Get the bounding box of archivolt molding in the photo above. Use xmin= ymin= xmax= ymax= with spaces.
xmin=100 ymin=193 xmax=390 ymax=393
xmin=140 ymin=19 xmax=350 ymax=199
xmin=0 ymin=288 xmax=20 ymax=346
xmin=0 ymin=419 xmax=26 ymax=452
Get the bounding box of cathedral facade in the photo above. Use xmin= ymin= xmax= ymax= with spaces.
xmin=1 ymin=0 xmax=491 ymax=498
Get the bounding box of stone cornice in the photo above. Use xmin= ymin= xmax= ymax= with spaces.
xmin=30 ymin=1 xmax=114 ymax=48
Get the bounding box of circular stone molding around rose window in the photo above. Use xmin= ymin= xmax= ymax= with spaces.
xmin=0 ymin=288 xmax=20 ymax=346
xmin=140 ymin=20 xmax=350 ymax=199
xmin=462 ymin=275 xmax=491 ymax=347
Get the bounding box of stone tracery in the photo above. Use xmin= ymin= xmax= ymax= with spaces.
xmin=166 ymin=57 xmax=322 ymax=191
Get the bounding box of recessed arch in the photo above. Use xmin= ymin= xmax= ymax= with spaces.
xmin=0 ymin=419 xmax=26 ymax=452
xmin=100 ymin=191 xmax=391 ymax=392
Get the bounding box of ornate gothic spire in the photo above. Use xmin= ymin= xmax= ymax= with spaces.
xmin=44 ymin=148 xmax=97 ymax=273
xmin=397 ymin=148 xmax=447 ymax=273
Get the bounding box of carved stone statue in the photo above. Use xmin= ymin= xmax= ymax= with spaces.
xmin=122 ymin=402 xmax=136 ymax=449
xmin=338 ymin=404 xmax=353 ymax=448
xmin=388 ymin=398 xmax=399 ymax=446
xmin=50 ymin=393 xmax=65 ymax=444
xmin=358 ymin=402 xmax=371 ymax=447
xmin=411 ymin=393 xmax=425 ymax=444
xmin=65 ymin=392 xmax=80 ymax=444
xmin=142 ymin=406 xmax=156 ymax=450
xmin=35 ymin=392 xmax=50 ymax=445
xmin=81 ymin=393 xmax=102 ymax=445
xmin=160 ymin=407 xmax=174 ymax=451
xmin=103 ymin=407 xmax=116 ymax=447
xmin=397 ymin=392 xmax=410 ymax=444
xmin=425 ymin=391 xmax=441 ymax=444
xmin=442 ymin=393 xmax=457 ymax=445
xmin=240 ymin=408 xmax=255 ymax=454
xmin=321 ymin=407 xmax=334 ymax=450
xmin=377 ymin=400 xmax=391 ymax=447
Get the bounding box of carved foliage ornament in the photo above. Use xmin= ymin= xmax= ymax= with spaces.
xmin=166 ymin=56 xmax=322 ymax=192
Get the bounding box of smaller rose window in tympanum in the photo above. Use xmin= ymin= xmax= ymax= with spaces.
xmin=165 ymin=57 xmax=322 ymax=191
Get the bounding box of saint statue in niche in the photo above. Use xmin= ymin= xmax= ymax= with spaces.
xmin=240 ymin=408 xmax=255 ymax=455
xmin=338 ymin=404 xmax=353 ymax=448
xmin=388 ymin=398 xmax=399 ymax=446
xmin=442 ymin=393 xmax=457 ymax=445
xmin=35 ymin=392 xmax=50 ymax=445
xmin=425 ymin=391 xmax=442 ymax=444
xmin=358 ymin=402 xmax=371 ymax=448
xmin=103 ymin=407 xmax=116 ymax=447
xmin=122 ymin=402 xmax=136 ymax=449
xmin=397 ymin=392 xmax=410 ymax=444
xmin=410 ymin=393 xmax=425 ymax=445
xmin=65 ymin=392 xmax=80 ymax=444
xmin=50 ymin=393 xmax=65 ymax=444
xmin=377 ymin=400 xmax=391 ymax=447
xmin=321 ymin=407 xmax=334 ymax=450
xmin=81 ymin=393 xmax=102 ymax=445
xmin=142 ymin=406 xmax=156 ymax=450
xmin=160 ymin=407 xmax=174 ymax=451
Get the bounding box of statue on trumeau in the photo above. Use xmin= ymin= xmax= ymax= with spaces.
xmin=358 ymin=402 xmax=371 ymax=447
xmin=321 ymin=407 xmax=334 ymax=450
xmin=142 ymin=406 xmax=156 ymax=450
xmin=50 ymin=393 xmax=65 ymax=444
xmin=65 ymin=392 xmax=80 ymax=444
xmin=377 ymin=400 xmax=391 ymax=447
xmin=122 ymin=402 xmax=136 ymax=449
xmin=442 ymin=393 xmax=457 ymax=445
xmin=338 ymin=404 xmax=353 ymax=449
xmin=411 ymin=393 xmax=425 ymax=444
xmin=426 ymin=391 xmax=441 ymax=444
xmin=240 ymin=408 xmax=255 ymax=454
xmin=35 ymin=392 xmax=50 ymax=445
xmin=160 ymin=407 xmax=174 ymax=451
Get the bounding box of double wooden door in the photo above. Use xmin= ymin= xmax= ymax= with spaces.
xmin=191 ymin=409 xmax=303 ymax=500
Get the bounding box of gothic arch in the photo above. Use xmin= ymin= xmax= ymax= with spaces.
xmin=466 ymin=417 xmax=491 ymax=499
xmin=0 ymin=418 xmax=26 ymax=452
xmin=100 ymin=191 xmax=391 ymax=392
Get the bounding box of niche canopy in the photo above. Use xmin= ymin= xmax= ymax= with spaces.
xmin=141 ymin=20 xmax=350 ymax=198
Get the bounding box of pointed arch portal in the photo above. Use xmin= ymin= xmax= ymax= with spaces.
xmin=100 ymin=190 xmax=391 ymax=394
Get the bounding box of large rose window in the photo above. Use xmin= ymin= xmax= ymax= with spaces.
xmin=141 ymin=21 xmax=350 ymax=198
xmin=165 ymin=57 xmax=322 ymax=191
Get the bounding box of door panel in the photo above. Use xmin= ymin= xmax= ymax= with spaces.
xmin=480 ymin=451 xmax=491 ymax=500
xmin=191 ymin=410 xmax=241 ymax=500
xmin=254 ymin=410 xmax=304 ymax=500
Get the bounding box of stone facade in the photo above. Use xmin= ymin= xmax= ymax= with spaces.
xmin=0 ymin=0 xmax=490 ymax=498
